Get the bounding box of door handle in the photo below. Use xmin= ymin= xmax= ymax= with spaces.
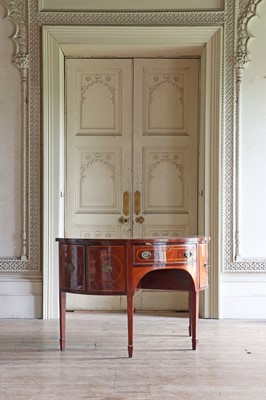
xmin=123 ymin=191 xmax=130 ymax=216
xmin=118 ymin=216 xmax=128 ymax=224
xmin=135 ymin=216 xmax=145 ymax=224
xmin=134 ymin=191 xmax=141 ymax=215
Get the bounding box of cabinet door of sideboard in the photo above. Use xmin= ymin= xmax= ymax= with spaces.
xmin=59 ymin=244 xmax=86 ymax=292
xmin=88 ymin=245 xmax=127 ymax=293
xmin=199 ymin=243 xmax=209 ymax=289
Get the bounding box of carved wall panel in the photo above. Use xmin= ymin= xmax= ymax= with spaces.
xmin=143 ymin=226 xmax=187 ymax=238
xmin=143 ymin=148 xmax=188 ymax=213
xmin=76 ymin=225 xmax=120 ymax=239
xmin=144 ymin=70 xmax=187 ymax=135
xmin=78 ymin=149 xmax=120 ymax=213
xmin=79 ymin=70 xmax=121 ymax=135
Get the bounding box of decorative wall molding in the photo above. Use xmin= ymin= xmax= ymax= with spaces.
xmin=0 ymin=0 xmax=29 ymax=270
xmin=1 ymin=0 xmax=266 ymax=276
xmin=0 ymin=0 xmax=28 ymax=60
xmin=235 ymin=0 xmax=263 ymax=81
xmin=37 ymin=9 xmax=224 ymax=27
xmin=233 ymin=0 xmax=266 ymax=271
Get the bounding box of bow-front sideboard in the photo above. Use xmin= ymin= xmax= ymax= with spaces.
xmin=56 ymin=236 xmax=210 ymax=357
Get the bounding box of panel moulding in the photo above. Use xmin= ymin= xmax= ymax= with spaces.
xmin=0 ymin=0 xmax=30 ymax=270
xmin=233 ymin=0 xmax=266 ymax=269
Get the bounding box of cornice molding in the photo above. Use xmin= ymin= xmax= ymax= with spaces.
xmin=37 ymin=10 xmax=224 ymax=27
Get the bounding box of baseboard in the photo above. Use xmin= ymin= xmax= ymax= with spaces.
xmin=220 ymin=274 xmax=266 ymax=319
xmin=0 ymin=273 xmax=42 ymax=318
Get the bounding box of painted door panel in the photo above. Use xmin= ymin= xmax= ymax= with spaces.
xmin=65 ymin=58 xmax=198 ymax=311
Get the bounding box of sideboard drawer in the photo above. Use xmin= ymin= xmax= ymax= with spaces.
xmin=133 ymin=244 xmax=196 ymax=266
xmin=59 ymin=244 xmax=85 ymax=291
xmin=88 ymin=245 xmax=127 ymax=292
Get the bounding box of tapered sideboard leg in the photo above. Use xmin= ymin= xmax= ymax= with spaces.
xmin=190 ymin=290 xmax=199 ymax=350
xmin=59 ymin=291 xmax=66 ymax=351
xmin=188 ymin=291 xmax=192 ymax=337
xmin=127 ymin=294 xmax=134 ymax=358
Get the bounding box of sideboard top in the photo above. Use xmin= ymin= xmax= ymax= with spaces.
xmin=56 ymin=236 xmax=210 ymax=245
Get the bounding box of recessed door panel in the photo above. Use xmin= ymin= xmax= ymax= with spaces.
xmin=133 ymin=59 xmax=198 ymax=238
xmin=65 ymin=59 xmax=133 ymax=240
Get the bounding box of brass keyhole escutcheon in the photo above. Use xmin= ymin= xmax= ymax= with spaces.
xmin=141 ymin=251 xmax=152 ymax=260
xmin=102 ymin=265 xmax=113 ymax=273
xmin=66 ymin=262 xmax=75 ymax=273
xmin=135 ymin=216 xmax=145 ymax=224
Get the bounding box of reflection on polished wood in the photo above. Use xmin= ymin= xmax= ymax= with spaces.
xmin=56 ymin=237 xmax=209 ymax=356
xmin=0 ymin=312 xmax=266 ymax=400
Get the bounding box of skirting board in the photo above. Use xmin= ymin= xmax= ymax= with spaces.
xmin=0 ymin=274 xmax=42 ymax=318
xmin=220 ymin=275 xmax=266 ymax=319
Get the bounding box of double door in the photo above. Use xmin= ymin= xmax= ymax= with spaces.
xmin=65 ymin=58 xmax=199 ymax=310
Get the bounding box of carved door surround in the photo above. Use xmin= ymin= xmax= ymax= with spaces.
xmin=43 ymin=25 xmax=222 ymax=319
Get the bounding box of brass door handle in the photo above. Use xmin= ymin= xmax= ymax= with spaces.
xmin=123 ymin=191 xmax=130 ymax=216
xmin=134 ymin=191 xmax=141 ymax=215
xmin=135 ymin=216 xmax=144 ymax=224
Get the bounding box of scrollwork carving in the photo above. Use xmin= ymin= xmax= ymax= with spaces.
xmin=236 ymin=0 xmax=263 ymax=82
xmin=0 ymin=0 xmax=28 ymax=70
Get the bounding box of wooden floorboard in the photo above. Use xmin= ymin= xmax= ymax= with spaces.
xmin=0 ymin=311 xmax=266 ymax=399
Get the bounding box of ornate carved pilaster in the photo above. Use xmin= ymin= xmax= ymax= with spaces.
xmin=0 ymin=0 xmax=29 ymax=267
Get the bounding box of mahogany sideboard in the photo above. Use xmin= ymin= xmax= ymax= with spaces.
xmin=56 ymin=237 xmax=210 ymax=357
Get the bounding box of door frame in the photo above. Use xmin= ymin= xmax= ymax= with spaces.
xmin=42 ymin=26 xmax=222 ymax=319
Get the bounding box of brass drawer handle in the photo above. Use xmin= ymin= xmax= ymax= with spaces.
xmin=141 ymin=251 xmax=152 ymax=260
xmin=184 ymin=250 xmax=193 ymax=258
xmin=102 ymin=265 xmax=112 ymax=273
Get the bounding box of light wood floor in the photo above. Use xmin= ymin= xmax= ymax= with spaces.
xmin=0 ymin=311 xmax=266 ymax=400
